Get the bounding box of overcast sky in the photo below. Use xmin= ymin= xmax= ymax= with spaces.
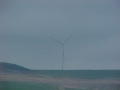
xmin=0 ymin=0 xmax=120 ymax=70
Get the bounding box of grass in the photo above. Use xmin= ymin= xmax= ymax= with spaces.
xmin=0 ymin=81 xmax=120 ymax=90
xmin=0 ymin=81 xmax=80 ymax=90
xmin=0 ymin=81 xmax=84 ymax=90
xmin=0 ymin=81 xmax=58 ymax=90
xmin=66 ymin=88 xmax=84 ymax=90
xmin=34 ymin=70 xmax=120 ymax=79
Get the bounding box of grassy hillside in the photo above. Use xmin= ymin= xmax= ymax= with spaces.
xmin=1 ymin=62 xmax=120 ymax=79
xmin=0 ymin=62 xmax=31 ymax=73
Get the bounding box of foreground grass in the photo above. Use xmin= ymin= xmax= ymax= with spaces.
xmin=0 ymin=81 xmax=58 ymax=90
xmin=0 ymin=81 xmax=120 ymax=90
xmin=0 ymin=81 xmax=83 ymax=90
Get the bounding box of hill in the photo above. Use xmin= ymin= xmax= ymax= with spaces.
xmin=0 ymin=62 xmax=120 ymax=79
xmin=0 ymin=62 xmax=31 ymax=73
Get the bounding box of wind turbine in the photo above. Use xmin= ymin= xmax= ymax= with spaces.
xmin=50 ymin=33 xmax=72 ymax=90
xmin=50 ymin=34 xmax=72 ymax=71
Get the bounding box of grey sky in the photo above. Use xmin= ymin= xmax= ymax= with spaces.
xmin=0 ymin=0 xmax=120 ymax=69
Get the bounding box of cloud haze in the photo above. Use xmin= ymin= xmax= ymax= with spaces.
xmin=0 ymin=0 xmax=120 ymax=69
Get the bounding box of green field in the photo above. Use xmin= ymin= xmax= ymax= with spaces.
xmin=0 ymin=70 xmax=120 ymax=90
xmin=0 ymin=81 xmax=120 ymax=90
xmin=33 ymin=70 xmax=120 ymax=79
xmin=0 ymin=81 xmax=59 ymax=90
xmin=0 ymin=81 xmax=82 ymax=90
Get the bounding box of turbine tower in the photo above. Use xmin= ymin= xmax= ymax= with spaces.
xmin=50 ymin=34 xmax=72 ymax=71
xmin=50 ymin=34 xmax=72 ymax=90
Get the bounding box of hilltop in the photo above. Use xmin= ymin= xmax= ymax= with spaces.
xmin=0 ymin=62 xmax=31 ymax=73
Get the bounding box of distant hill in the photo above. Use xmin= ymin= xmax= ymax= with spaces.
xmin=0 ymin=62 xmax=31 ymax=73
xmin=0 ymin=62 xmax=120 ymax=79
